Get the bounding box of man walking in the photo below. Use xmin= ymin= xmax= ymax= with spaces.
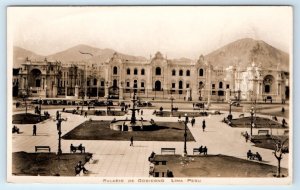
xmin=202 ymin=119 xmax=206 ymax=132
xmin=33 ymin=124 xmax=37 ymax=136
xmin=130 ymin=136 xmax=134 ymax=147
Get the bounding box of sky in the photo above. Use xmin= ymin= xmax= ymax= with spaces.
xmin=8 ymin=6 xmax=292 ymax=59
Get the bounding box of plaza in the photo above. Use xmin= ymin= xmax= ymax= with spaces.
xmin=11 ymin=99 xmax=290 ymax=177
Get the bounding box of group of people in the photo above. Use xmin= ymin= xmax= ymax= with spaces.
xmin=198 ymin=145 xmax=208 ymax=155
xmin=75 ymin=161 xmax=88 ymax=175
xmin=12 ymin=125 xmax=20 ymax=134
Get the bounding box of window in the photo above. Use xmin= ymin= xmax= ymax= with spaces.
xmin=179 ymin=81 xmax=183 ymax=89
xmin=87 ymin=80 xmax=90 ymax=86
xmin=94 ymin=79 xmax=97 ymax=85
xmin=101 ymin=81 xmax=104 ymax=86
xmin=134 ymin=68 xmax=138 ymax=75
xmin=172 ymin=83 xmax=176 ymax=88
xmin=172 ymin=70 xmax=176 ymax=76
xmin=186 ymin=83 xmax=190 ymax=88
xmin=127 ymin=82 xmax=130 ymax=87
xmin=113 ymin=66 xmax=118 ymax=75
xmin=186 ymin=70 xmax=190 ymax=76
xmin=141 ymin=82 xmax=144 ymax=88
xmin=219 ymin=82 xmax=223 ymax=89
xmin=212 ymin=84 xmax=215 ymax=89
xmin=179 ymin=70 xmax=183 ymax=76
xmin=226 ymin=84 xmax=230 ymax=89
xmin=212 ymin=91 xmax=216 ymax=95
xmin=199 ymin=69 xmax=204 ymax=76
xmin=127 ymin=68 xmax=130 ymax=75
xmin=155 ymin=67 xmax=161 ymax=75
xmin=133 ymin=80 xmax=138 ymax=88
xmin=141 ymin=69 xmax=145 ymax=75
xmin=265 ymin=85 xmax=270 ymax=93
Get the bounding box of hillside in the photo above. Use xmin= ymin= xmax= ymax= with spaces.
xmin=205 ymin=38 xmax=289 ymax=71
xmin=13 ymin=47 xmax=44 ymax=68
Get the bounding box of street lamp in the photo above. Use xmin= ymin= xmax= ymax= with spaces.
xmin=39 ymin=96 xmax=42 ymax=121
xmin=228 ymin=100 xmax=233 ymax=121
xmin=183 ymin=113 xmax=188 ymax=156
xmin=250 ymin=106 xmax=255 ymax=136
xmin=170 ymin=95 xmax=175 ymax=116
xmin=55 ymin=111 xmax=67 ymax=155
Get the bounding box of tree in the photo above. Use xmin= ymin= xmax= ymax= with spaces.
xmin=273 ymin=138 xmax=289 ymax=177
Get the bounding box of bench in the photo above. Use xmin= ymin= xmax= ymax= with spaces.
xmin=35 ymin=146 xmax=51 ymax=152
xmin=193 ymin=148 xmax=200 ymax=155
xmin=70 ymin=144 xmax=86 ymax=153
xmin=258 ymin=130 xmax=269 ymax=136
xmin=247 ymin=152 xmax=262 ymax=161
xmin=161 ymin=148 xmax=175 ymax=154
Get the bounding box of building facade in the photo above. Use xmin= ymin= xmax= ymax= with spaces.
xmin=16 ymin=52 xmax=289 ymax=103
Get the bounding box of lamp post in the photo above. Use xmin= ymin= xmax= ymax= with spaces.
xmin=228 ymin=100 xmax=233 ymax=121
xmin=250 ymin=106 xmax=255 ymax=136
xmin=56 ymin=111 xmax=67 ymax=155
xmin=184 ymin=113 xmax=188 ymax=156
xmin=170 ymin=95 xmax=175 ymax=116
xmin=39 ymin=96 xmax=42 ymax=121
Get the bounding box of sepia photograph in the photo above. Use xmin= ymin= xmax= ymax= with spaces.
xmin=7 ymin=6 xmax=292 ymax=184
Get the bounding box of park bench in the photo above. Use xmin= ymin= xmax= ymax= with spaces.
xmin=161 ymin=148 xmax=175 ymax=154
xmin=35 ymin=146 xmax=51 ymax=152
xmin=258 ymin=130 xmax=269 ymax=136
xmin=70 ymin=144 xmax=86 ymax=153
xmin=193 ymin=147 xmax=208 ymax=155
xmin=247 ymin=152 xmax=262 ymax=161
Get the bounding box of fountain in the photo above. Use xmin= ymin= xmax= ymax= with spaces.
xmin=110 ymin=92 xmax=157 ymax=131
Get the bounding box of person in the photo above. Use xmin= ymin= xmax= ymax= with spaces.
xmin=75 ymin=161 xmax=88 ymax=175
xmin=160 ymin=106 xmax=163 ymax=112
xmin=193 ymin=103 xmax=195 ymax=108
xmin=203 ymin=146 xmax=208 ymax=155
xmin=12 ymin=125 xmax=20 ymax=134
xmin=282 ymin=118 xmax=287 ymax=127
xmin=84 ymin=111 xmax=88 ymax=118
xmin=282 ymin=107 xmax=285 ymax=113
xmin=247 ymin=150 xmax=252 ymax=159
xmin=33 ymin=124 xmax=37 ymax=136
xmin=191 ymin=117 xmax=195 ymax=127
xmin=245 ymin=131 xmax=249 ymax=142
xmin=198 ymin=145 xmax=203 ymax=154
xmin=130 ymin=136 xmax=134 ymax=146
xmin=56 ymin=111 xmax=60 ymax=120
xmin=141 ymin=109 xmax=143 ymax=115
xmin=256 ymin=152 xmax=262 ymax=161
xmin=78 ymin=144 xmax=83 ymax=153
xmin=137 ymin=109 xmax=140 ymax=115
xmin=202 ymin=119 xmax=206 ymax=132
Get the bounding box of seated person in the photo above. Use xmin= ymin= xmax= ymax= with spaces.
xmin=12 ymin=125 xmax=20 ymax=134
xmin=247 ymin=150 xmax=252 ymax=159
xmin=78 ymin=144 xmax=84 ymax=152
xmin=256 ymin=152 xmax=262 ymax=161
xmin=75 ymin=161 xmax=88 ymax=175
xmin=198 ymin=146 xmax=203 ymax=154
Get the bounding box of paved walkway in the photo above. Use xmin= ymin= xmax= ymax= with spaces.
xmin=11 ymin=107 xmax=289 ymax=177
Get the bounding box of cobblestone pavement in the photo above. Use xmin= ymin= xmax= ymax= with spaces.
xmin=11 ymin=107 xmax=290 ymax=177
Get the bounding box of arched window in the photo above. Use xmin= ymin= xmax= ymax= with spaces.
xmin=133 ymin=80 xmax=138 ymax=88
xmin=179 ymin=70 xmax=183 ymax=76
xmin=113 ymin=66 xmax=118 ymax=75
xmin=93 ymin=79 xmax=97 ymax=85
xmin=179 ymin=81 xmax=183 ymax=89
xmin=134 ymin=68 xmax=138 ymax=75
xmin=155 ymin=67 xmax=161 ymax=75
xmin=113 ymin=79 xmax=118 ymax=87
xmin=199 ymin=81 xmax=204 ymax=89
xmin=186 ymin=70 xmax=190 ymax=76
xmin=219 ymin=82 xmax=223 ymax=89
xmin=127 ymin=68 xmax=130 ymax=75
xmin=141 ymin=69 xmax=145 ymax=75
xmin=199 ymin=69 xmax=204 ymax=76
xmin=172 ymin=69 xmax=176 ymax=76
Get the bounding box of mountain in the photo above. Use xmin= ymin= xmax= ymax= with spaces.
xmin=47 ymin=44 xmax=147 ymax=63
xmin=13 ymin=47 xmax=44 ymax=68
xmin=205 ymin=38 xmax=289 ymax=71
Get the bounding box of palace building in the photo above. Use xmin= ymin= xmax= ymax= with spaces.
xmin=15 ymin=51 xmax=289 ymax=103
